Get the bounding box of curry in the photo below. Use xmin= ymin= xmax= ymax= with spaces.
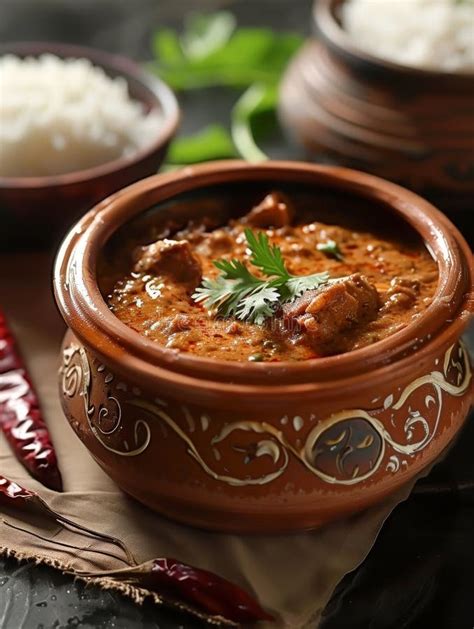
xmin=106 ymin=192 xmax=438 ymax=361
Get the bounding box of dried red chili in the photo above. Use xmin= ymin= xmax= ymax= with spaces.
xmin=0 ymin=475 xmax=273 ymax=624
xmin=142 ymin=558 xmax=274 ymax=623
xmin=0 ymin=309 xmax=63 ymax=491
xmin=0 ymin=474 xmax=134 ymax=565
xmin=0 ymin=474 xmax=34 ymax=502
xmin=77 ymin=559 xmax=274 ymax=624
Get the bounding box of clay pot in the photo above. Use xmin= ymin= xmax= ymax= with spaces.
xmin=54 ymin=161 xmax=473 ymax=533
xmin=0 ymin=42 xmax=179 ymax=249
xmin=279 ymin=0 xmax=474 ymax=240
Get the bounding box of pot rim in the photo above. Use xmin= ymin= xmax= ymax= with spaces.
xmin=54 ymin=160 xmax=473 ymax=393
xmin=314 ymin=0 xmax=474 ymax=85
xmin=0 ymin=41 xmax=180 ymax=190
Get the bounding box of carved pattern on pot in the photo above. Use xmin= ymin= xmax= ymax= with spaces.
xmin=60 ymin=342 xmax=471 ymax=486
xmin=61 ymin=345 xmax=151 ymax=457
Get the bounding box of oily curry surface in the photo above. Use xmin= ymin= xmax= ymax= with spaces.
xmin=106 ymin=192 xmax=438 ymax=361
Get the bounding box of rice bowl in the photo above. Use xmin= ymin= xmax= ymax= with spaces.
xmin=0 ymin=54 xmax=164 ymax=178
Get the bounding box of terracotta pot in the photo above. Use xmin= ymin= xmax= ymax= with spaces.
xmin=279 ymin=0 xmax=474 ymax=241
xmin=0 ymin=42 xmax=179 ymax=250
xmin=54 ymin=161 xmax=473 ymax=533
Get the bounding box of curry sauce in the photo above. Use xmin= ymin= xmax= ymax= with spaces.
xmin=106 ymin=193 xmax=438 ymax=361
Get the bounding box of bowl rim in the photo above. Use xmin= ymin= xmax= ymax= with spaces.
xmin=314 ymin=0 xmax=474 ymax=83
xmin=54 ymin=160 xmax=474 ymax=394
xmin=0 ymin=41 xmax=180 ymax=189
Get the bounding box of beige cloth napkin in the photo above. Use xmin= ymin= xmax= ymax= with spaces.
xmin=0 ymin=252 xmax=426 ymax=628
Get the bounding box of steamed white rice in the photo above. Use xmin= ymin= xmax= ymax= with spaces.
xmin=0 ymin=54 xmax=163 ymax=178
xmin=341 ymin=0 xmax=474 ymax=72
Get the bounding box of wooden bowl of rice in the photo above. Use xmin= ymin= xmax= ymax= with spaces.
xmin=279 ymin=0 xmax=474 ymax=243
xmin=0 ymin=42 xmax=180 ymax=250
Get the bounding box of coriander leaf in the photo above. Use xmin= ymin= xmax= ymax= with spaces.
xmin=197 ymin=28 xmax=277 ymax=71
xmin=245 ymin=228 xmax=288 ymax=279
xmin=214 ymin=258 xmax=261 ymax=284
xmin=150 ymin=29 xmax=277 ymax=90
xmin=190 ymin=28 xmax=303 ymax=84
xmin=193 ymin=229 xmax=332 ymax=325
xmin=167 ymin=124 xmax=236 ymax=164
xmin=181 ymin=11 xmax=236 ymax=60
xmin=151 ymin=23 xmax=304 ymax=90
xmin=284 ymin=272 xmax=331 ymax=301
xmin=152 ymin=29 xmax=185 ymax=66
xmin=317 ymin=240 xmax=344 ymax=261
xmin=216 ymin=284 xmax=255 ymax=319
xmin=194 ymin=253 xmax=268 ymax=321
xmin=236 ymin=285 xmax=280 ymax=325
xmin=150 ymin=63 xmax=276 ymax=91
xmin=193 ymin=275 xmax=235 ymax=308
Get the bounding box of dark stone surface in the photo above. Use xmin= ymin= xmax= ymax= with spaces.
xmin=1 ymin=1 xmax=473 ymax=628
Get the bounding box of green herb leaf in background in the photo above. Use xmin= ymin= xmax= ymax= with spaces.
xmin=151 ymin=12 xmax=304 ymax=163
xmin=167 ymin=124 xmax=237 ymax=164
xmin=152 ymin=28 xmax=185 ymax=66
xmin=181 ymin=11 xmax=237 ymax=60
xmin=152 ymin=23 xmax=302 ymax=90
xmin=231 ymin=83 xmax=278 ymax=162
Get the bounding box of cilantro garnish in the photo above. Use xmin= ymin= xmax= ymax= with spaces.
xmin=193 ymin=229 xmax=330 ymax=324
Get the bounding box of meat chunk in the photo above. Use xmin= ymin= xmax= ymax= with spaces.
xmin=282 ymin=273 xmax=380 ymax=346
xmin=133 ymin=239 xmax=202 ymax=289
xmin=243 ymin=192 xmax=294 ymax=228
xmin=382 ymin=277 xmax=420 ymax=312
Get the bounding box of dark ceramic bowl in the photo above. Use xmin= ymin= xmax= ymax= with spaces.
xmin=54 ymin=161 xmax=473 ymax=534
xmin=279 ymin=0 xmax=474 ymax=241
xmin=0 ymin=42 xmax=180 ymax=249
